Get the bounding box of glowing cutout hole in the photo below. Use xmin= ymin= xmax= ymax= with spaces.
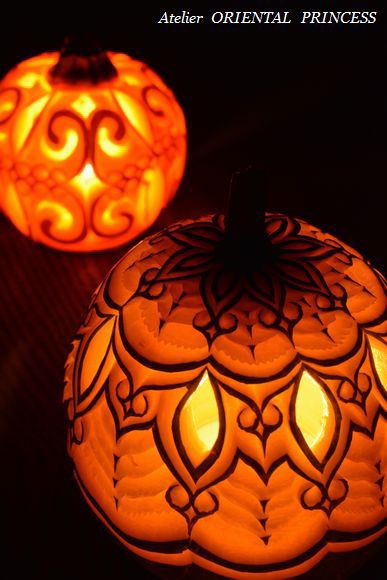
xmin=179 ymin=371 xmax=220 ymax=468
xmin=72 ymin=94 xmax=96 ymax=118
xmin=0 ymin=101 xmax=14 ymax=113
xmin=98 ymin=127 xmax=127 ymax=157
xmin=295 ymin=371 xmax=334 ymax=461
xmin=38 ymin=200 xmax=73 ymax=230
xmin=72 ymin=163 xmax=102 ymax=198
xmin=368 ymin=335 xmax=387 ymax=391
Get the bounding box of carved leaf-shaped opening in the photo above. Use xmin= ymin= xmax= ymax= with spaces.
xmin=177 ymin=371 xmax=222 ymax=476
xmin=368 ymin=335 xmax=386 ymax=392
xmin=292 ymin=371 xmax=337 ymax=467
xmin=114 ymin=90 xmax=153 ymax=144
xmin=14 ymin=95 xmax=50 ymax=152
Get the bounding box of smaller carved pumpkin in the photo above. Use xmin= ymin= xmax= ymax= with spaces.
xmin=0 ymin=38 xmax=186 ymax=251
xmin=64 ymin=170 xmax=386 ymax=578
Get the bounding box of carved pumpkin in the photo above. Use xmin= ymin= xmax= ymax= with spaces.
xmin=0 ymin=39 xmax=186 ymax=251
xmin=64 ymin=170 xmax=386 ymax=578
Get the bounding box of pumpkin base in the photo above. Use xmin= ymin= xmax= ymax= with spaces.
xmin=125 ymin=528 xmax=387 ymax=580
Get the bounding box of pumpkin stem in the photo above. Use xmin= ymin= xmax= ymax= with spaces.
xmin=50 ymin=35 xmax=118 ymax=84
xmin=222 ymin=167 xmax=268 ymax=266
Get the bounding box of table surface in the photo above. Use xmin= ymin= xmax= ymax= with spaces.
xmin=0 ymin=22 xmax=386 ymax=580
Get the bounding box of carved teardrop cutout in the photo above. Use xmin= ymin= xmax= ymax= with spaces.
xmin=294 ymin=371 xmax=335 ymax=463
xmin=179 ymin=371 xmax=220 ymax=469
xmin=368 ymin=335 xmax=387 ymax=391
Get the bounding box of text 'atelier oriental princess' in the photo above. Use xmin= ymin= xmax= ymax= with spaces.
xmin=65 ymin=171 xmax=386 ymax=578
xmin=0 ymin=39 xmax=186 ymax=251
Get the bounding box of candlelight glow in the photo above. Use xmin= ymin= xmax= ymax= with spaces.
xmin=180 ymin=372 xmax=220 ymax=466
xmin=71 ymin=94 xmax=96 ymax=118
xmin=368 ymin=335 xmax=387 ymax=390
xmin=0 ymin=50 xmax=186 ymax=251
xmin=296 ymin=371 xmax=330 ymax=450
xmin=64 ymin=173 xmax=386 ymax=578
xmin=72 ymin=163 xmax=102 ymax=198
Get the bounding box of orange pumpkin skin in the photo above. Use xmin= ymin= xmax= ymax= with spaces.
xmin=64 ymin=213 xmax=386 ymax=578
xmin=0 ymin=52 xmax=186 ymax=251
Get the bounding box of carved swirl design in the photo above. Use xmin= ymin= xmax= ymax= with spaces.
xmin=0 ymin=52 xmax=186 ymax=251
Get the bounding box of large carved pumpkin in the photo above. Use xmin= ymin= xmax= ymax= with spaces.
xmin=64 ymin=171 xmax=386 ymax=578
xmin=0 ymin=39 xmax=186 ymax=251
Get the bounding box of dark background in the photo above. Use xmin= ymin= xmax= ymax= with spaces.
xmin=0 ymin=5 xmax=386 ymax=579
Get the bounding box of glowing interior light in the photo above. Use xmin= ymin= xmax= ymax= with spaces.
xmin=98 ymin=126 xmax=127 ymax=157
xmin=41 ymin=129 xmax=79 ymax=161
xmin=101 ymin=208 xmax=114 ymax=226
xmin=16 ymin=72 xmax=41 ymax=89
xmin=114 ymin=90 xmax=153 ymax=144
xmin=295 ymin=371 xmax=330 ymax=450
xmin=180 ymin=371 xmax=220 ymax=467
xmin=0 ymin=100 xmax=14 ymax=113
xmin=72 ymin=163 xmax=102 ymax=197
xmin=13 ymin=96 xmax=50 ymax=152
xmin=38 ymin=201 xmax=73 ymax=230
xmin=121 ymin=74 xmax=143 ymax=87
xmin=0 ymin=51 xmax=186 ymax=252
xmin=368 ymin=335 xmax=386 ymax=390
xmin=71 ymin=94 xmax=96 ymax=118
xmin=136 ymin=168 xmax=164 ymax=226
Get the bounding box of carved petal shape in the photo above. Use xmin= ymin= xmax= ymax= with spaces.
xmin=13 ymin=95 xmax=50 ymax=152
xmin=79 ymin=315 xmax=115 ymax=400
xmin=114 ymin=90 xmax=153 ymax=145
xmin=178 ymin=371 xmax=220 ymax=470
xmin=293 ymin=371 xmax=336 ymax=465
